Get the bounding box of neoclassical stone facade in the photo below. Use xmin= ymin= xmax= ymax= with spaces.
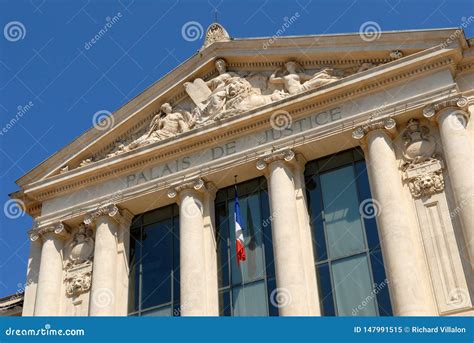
xmin=10 ymin=25 xmax=474 ymax=316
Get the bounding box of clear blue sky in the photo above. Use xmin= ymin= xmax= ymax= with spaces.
xmin=0 ymin=0 xmax=473 ymax=298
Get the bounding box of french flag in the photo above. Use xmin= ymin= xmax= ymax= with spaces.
xmin=234 ymin=187 xmax=246 ymax=265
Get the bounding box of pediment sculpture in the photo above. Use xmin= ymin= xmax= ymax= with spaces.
xmin=106 ymin=102 xmax=196 ymax=157
xmin=73 ymin=55 xmax=396 ymax=169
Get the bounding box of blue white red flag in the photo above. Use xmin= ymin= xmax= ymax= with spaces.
xmin=234 ymin=187 xmax=246 ymax=265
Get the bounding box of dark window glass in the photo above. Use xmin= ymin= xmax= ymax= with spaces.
xmin=215 ymin=177 xmax=276 ymax=316
xmin=316 ymin=263 xmax=335 ymax=316
xmin=305 ymin=148 xmax=392 ymax=316
xmin=305 ymin=174 xmax=327 ymax=261
xmin=370 ymin=250 xmax=393 ymax=316
xmin=128 ymin=204 xmax=179 ymax=316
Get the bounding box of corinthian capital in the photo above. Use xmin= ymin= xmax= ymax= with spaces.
xmin=28 ymin=222 xmax=69 ymax=242
xmin=83 ymin=203 xmax=119 ymax=226
xmin=352 ymin=117 xmax=397 ymax=140
xmin=423 ymin=96 xmax=469 ymax=121
xmin=256 ymin=149 xmax=296 ymax=171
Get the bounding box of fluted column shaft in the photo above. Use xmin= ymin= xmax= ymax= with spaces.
xmin=353 ymin=119 xmax=436 ymax=316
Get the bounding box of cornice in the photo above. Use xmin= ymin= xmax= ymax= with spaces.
xmin=32 ymin=85 xmax=459 ymax=225
xmin=17 ymin=29 xmax=465 ymax=187
xmin=22 ymin=49 xmax=458 ymax=203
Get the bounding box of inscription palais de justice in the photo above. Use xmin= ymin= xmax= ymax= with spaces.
xmin=125 ymin=106 xmax=343 ymax=187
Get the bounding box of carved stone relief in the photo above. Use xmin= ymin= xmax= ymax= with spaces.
xmin=400 ymin=118 xmax=472 ymax=314
xmin=72 ymin=52 xmax=399 ymax=169
xmin=63 ymin=224 xmax=94 ymax=297
xmin=400 ymin=119 xmax=445 ymax=198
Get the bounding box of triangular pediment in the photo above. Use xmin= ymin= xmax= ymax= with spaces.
xmin=14 ymin=27 xmax=467 ymax=201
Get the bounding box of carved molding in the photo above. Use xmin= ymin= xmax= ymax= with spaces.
xmin=422 ymin=96 xmax=469 ymax=121
xmin=351 ymin=117 xmax=397 ymax=140
xmin=31 ymin=56 xmax=455 ymax=202
xmin=256 ymin=149 xmax=296 ymax=170
xmin=405 ymin=160 xmax=445 ymax=198
xmin=400 ymin=119 xmax=445 ymax=199
xmin=64 ymin=224 xmax=94 ymax=270
xmin=83 ymin=203 xmax=119 ymax=226
xmin=28 ymin=222 xmax=69 ymax=242
xmin=64 ymin=264 xmax=92 ymax=297
xmin=202 ymin=23 xmax=231 ymax=49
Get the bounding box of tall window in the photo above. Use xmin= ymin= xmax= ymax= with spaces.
xmin=215 ymin=177 xmax=279 ymax=316
xmin=305 ymin=149 xmax=392 ymax=316
xmin=128 ymin=204 xmax=180 ymax=316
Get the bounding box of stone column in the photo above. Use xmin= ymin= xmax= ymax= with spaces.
xmin=424 ymin=97 xmax=474 ymax=271
xmin=256 ymin=149 xmax=318 ymax=316
xmin=85 ymin=204 xmax=122 ymax=316
xmin=22 ymin=235 xmax=42 ymax=316
xmin=31 ymin=222 xmax=69 ymax=316
xmin=352 ymin=118 xmax=436 ymax=316
xmin=168 ymin=178 xmax=218 ymax=316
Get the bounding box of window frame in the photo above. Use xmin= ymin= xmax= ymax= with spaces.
xmin=128 ymin=204 xmax=180 ymax=317
xmin=305 ymin=148 xmax=392 ymax=316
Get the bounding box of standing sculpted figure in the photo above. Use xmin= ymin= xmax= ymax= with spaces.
xmin=269 ymin=61 xmax=340 ymax=95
